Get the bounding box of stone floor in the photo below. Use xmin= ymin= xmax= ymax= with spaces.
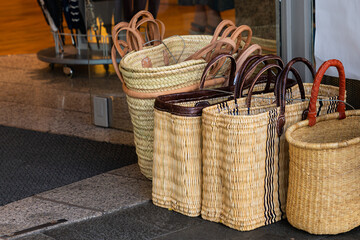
xmin=0 ymin=54 xmax=359 ymax=239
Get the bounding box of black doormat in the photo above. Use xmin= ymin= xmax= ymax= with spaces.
xmin=0 ymin=125 xmax=137 ymax=206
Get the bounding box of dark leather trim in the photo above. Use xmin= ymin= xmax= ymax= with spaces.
xmin=154 ymin=78 xmax=297 ymax=117
xmin=154 ymin=86 xmax=233 ymax=117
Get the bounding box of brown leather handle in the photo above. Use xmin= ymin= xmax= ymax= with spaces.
xmin=230 ymin=25 xmax=252 ymax=54
xmin=185 ymin=38 xmax=236 ymax=61
xmin=112 ymin=22 xmax=130 ymax=56
xmin=128 ymin=10 xmax=155 ymax=27
xmin=111 ymin=45 xmax=125 ymax=84
xmin=220 ymin=25 xmax=237 ymax=38
xmin=112 ymin=10 xmax=165 ymax=57
xmin=276 ymin=58 xmax=312 ymax=107
xmin=244 ymin=64 xmax=283 ymax=107
xmin=112 ymin=26 xmax=145 ymax=57
xmin=234 ymin=54 xmax=284 ymax=99
xmin=308 ymin=59 xmax=346 ymax=126
xmin=275 ymin=57 xmax=314 ymax=136
xmin=199 ymin=54 xmax=236 ymax=89
xmin=206 ymin=25 xmax=237 ymax=63
xmin=235 ymin=44 xmax=262 ymax=74
xmin=210 ymin=19 xmax=236 ymax=43
xmin=133 ymin=18 xmax=161 ymax=46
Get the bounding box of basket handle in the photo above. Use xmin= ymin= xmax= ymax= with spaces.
xmin=220 ymin=25 xmax=237 ymax=39
xmin=133 ymin=18 xmax=162 ymax=47
xmin=205 ymin=25 xmax=253 ymax=75
xmin=112 ymin=22 xmax=130 ymax=56
xmin=275 ymin=58 xmax=314 ymax=136
xmin=185 ymin=38 xmax=237 ymax=61
xmin=244 ymin=64 xmax=283 ymax=107
xmin=234 ymin=54 xmax=284 ymax=99
xmin=128 ymin=10 xmax=155 ymax=27
xmin=210 ymin=19 xmax=236 ymax=43
xmin=307 ymin=59 xmax=346 ymax=126
xmin=111 ymin=45 xmax=125 ymax=84
xmin=113 ymin=27 xmax=145 ymax=57
xmin=230 ymin=25 xmax=252 ymax=54
xmin=199 ymin=53 xmax=236 ymax=89
xmin=234 ymin=43 xmax=262 ymax=74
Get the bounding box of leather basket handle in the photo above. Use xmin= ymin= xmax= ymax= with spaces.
xmin=111 ymin=45 xmax=125 ymax=84
xmin=199 ymin=53 xmax=236 ymax=89
xmin=235 ymin=44 xmax=262 ymax=74
xmin=230 ymin=25 xmax=252 ymax=54
xmin=128 ymin=10 xmax=155 ymax=27
xmin=210 ymin=19 xmax=236 ymax=43
xmin=275 ymin=58 xmax=314 ymax=136
xmin=132 ymin=18 xmax=161 ymax=47
xmin=308 ymin=59 xmax=346 ymax=126
xmin=185 ymin=38 xmax=236 ymax=61
xmin=245 ymin=64 xmax=282 ymax=107
xmin=234 ymin=54 xmax=284 ymax=99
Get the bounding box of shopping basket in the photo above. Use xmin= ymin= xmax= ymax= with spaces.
xmin=200 ymin=57 xmax=344 ymax=231
xmin=285 ymin=59 xmax=360 ymax=235
xmin=112 ymin=13 xmax=252 ymax=179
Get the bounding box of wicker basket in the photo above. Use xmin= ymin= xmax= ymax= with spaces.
xmin=285 ymin=59 xmax=360 ymax=235
xmin=120 ymin=37 xmax=240 ymax=179
xmin=152 ymin=54 xmax=237 ymax=216
xmin=151 ymin=52 xmax=303 ymax=217
xmin=111 ymin=13 xmax=254 ymax=179
xmin=200 ymin=58 xmax=344 ymax=231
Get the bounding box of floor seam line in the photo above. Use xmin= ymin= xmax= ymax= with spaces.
xmin=103 ymin=172 xmax=149 ymax=181
xmin=33 ymin=196 xmax=104 ymax=213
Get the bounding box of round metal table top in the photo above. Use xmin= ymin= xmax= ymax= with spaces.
xmin=37 ymin=46 xmax=117 ymax=65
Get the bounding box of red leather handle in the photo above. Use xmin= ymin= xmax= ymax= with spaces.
xmin=308 ymin=59 xmax=346 ymax=126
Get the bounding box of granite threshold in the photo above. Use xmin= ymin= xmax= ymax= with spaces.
xmin=0 ymin=164 xmax=152 ymax=240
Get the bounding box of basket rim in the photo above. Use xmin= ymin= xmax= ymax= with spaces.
xmin=120 ymin=35 xmax=212 ymax=72
xmin=285 ymin=109 xmax=360 ymax=150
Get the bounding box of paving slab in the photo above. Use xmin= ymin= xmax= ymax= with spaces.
xmin=107 ymin=163 xmax=149 ymax=181
xmin=42 ymin=202 xmax=203 ymax=240
xmin=0 ymin=197 xmax=101 ymax=238
xmin=152 ymin=219 xmax=330 ymax=240
xmin=9 ymin=233 xmax=55 ymax=240
xmin=36 ymin=173 xmax=152 ymax=213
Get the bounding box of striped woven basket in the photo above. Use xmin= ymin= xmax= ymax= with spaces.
xmin=285 ymin=59 xmax=360 ymax=235
xmin=152 ymin=54 xmax=237 ymax=217
xmin=200 ymin=57 xmax=344 ymax=231
xmin=151 ymin=52 xmax=303 ymax=217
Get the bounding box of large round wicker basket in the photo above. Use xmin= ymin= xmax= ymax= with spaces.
xmin=285 ymin=59 xmax=360 ymax=235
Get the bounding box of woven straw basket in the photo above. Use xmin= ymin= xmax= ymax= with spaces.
xmin=119 ymin=36 xmax=241 ymax=179
xmin=111 ymin=13 xmax=253 ymax=179
xmin=152 ymin=54 xmax=237 ymax=217
xmin=151 ymin=52 xmax=303 ymax=217
xmin=200 ymin=58 xmax=344 ymax=231
xmin=285 ymin=59 xmax=360 ymax=235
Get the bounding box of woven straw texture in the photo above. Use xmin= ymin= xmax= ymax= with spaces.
xmin=121 ymin=35 xmax=216 ymax=179
xmin=120 ymin=35 xmax=213 ymax=92
xmin=152 ymin=95 xmax=231 ymax=217
xmin=200 ymin=83 xmax=342 ymax=231
xmin=285 ymin=110 xmax=360 ymax=235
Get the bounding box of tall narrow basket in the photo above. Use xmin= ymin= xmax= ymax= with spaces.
xmin=285 ymin=59 xmax=360 ymax=235
xmin=200 ymin=57 xmax=344 ymax=231
xmin=115 ymin=36 xmax=238 ymax=179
